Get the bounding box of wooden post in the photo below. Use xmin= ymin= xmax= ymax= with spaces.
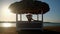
xmin=16 ymin=13 xmax=18 ymax=22
xmin=16 ymin=13 xmax=17 ymax=30
xmin=42 ymin=11 xmax=43 ymax=23
xmin=41 ymin=10 xmax=43 ymax=31
xmin=20 ymin=14 xmax=22 ymax=21
xmin=37 ymin=14 xmax=39 ymax=21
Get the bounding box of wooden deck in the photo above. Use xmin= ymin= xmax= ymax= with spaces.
xmin=0 ymin=26 xmax=60 ymax=34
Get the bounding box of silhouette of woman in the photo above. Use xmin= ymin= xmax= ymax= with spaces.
xmin=26 ymin=13 xmax=34 ymax=22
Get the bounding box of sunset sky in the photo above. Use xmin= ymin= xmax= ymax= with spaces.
xmin=0 ymin=0 xmax=60 ymax=23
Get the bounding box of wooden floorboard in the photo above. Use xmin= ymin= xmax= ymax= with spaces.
xmin=0 ymin=26 xmax=60 ymax=34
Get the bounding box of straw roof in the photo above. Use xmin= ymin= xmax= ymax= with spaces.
xmin=9 ymin=0 xmax=50 ymax=14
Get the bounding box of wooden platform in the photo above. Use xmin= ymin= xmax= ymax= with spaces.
xmin=0 ymin=26 xmax=60 ymax=34
xmin=16 ymin=21 xmax=43 ymax=31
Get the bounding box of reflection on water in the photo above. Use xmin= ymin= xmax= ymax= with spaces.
xmin=0 ymin=22 xmax=60 ymax=27
xmin=0 ymin=23 xmax=16 ymax=27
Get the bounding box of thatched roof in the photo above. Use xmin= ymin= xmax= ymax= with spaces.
xmin=9 ymin=0 xmax=50 ymax=14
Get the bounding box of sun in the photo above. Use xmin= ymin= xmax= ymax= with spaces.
xmin=5 ymin=9 xmax=11 ymax=14
xmin=3 ymin=8 xmax=12 ymax=16
xmin=1 ymin=6 xmax=16 ymax=21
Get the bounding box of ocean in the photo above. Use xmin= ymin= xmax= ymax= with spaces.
xmin=0 ymin=22 xmax=60 ymax=27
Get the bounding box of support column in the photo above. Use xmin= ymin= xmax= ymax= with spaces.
xmin=41 ymin=11 xmax=43 ymax=23
xmin=16 ymin=13 xmax=18 ymax=22
xmin=41 ymin=10 xmax=43 ymax=31
xmin=20 ymin=14 xmax=22 ymax=21
xmin=37 ymin=14 xmax=39 ymax=21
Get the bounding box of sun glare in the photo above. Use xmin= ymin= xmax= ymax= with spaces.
xmin=6 ymin=9 xmax=11 ymax=14
xmin=2 ymin=6 xmax=13 ymax=16
xmin=1 ymin=6 xmax=16 ymax=21
xmin=3 ymin=8 xmax=12 ymax=16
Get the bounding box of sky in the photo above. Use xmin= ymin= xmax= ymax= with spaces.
xmin=0 ymin=0 xmax=60 ymax=23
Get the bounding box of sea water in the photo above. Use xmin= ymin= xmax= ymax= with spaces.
xmin=0 ymin=22 xmax=60 ymax=27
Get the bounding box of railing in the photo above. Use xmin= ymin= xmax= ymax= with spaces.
xmin=16 ymin=21 xmax=43 ymax=31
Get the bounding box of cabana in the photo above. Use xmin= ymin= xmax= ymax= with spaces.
xmin=9 ymin=0 xmax=50 ymax=32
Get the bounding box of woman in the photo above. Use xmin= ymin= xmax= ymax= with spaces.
xmin=26 ymin=13 xmax=34 ymax=22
